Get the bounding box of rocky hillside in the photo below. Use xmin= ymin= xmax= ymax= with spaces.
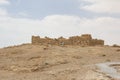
xmin=0 ymin=44 xmax=120 ymax=80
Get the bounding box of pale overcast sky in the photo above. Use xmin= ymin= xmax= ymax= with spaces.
xmin=0 ymin=0 xmax=120 ymax=47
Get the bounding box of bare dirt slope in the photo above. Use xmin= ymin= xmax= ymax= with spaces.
xmin=0 ymin=44 xmax=120 ymax=80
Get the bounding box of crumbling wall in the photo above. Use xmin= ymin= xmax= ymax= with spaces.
xmin=90 ymin=39 xmax=104 ymax=46
xmin=32 ymin=36 xmax=40 ymax=44
xmin=31 ymin=34 xmax=104 ymax=46
xmin=81 ymin=34 xmax=92 ymax=40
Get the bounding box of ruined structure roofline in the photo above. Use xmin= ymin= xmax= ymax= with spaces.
xmin=31 ymin=34 xmax=104 ymax=46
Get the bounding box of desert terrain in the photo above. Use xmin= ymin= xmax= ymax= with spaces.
xmin=0 ymin=44 xmax=120 ymax=80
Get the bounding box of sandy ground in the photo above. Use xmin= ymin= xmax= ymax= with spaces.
xmin=0 ymin=44 xmax=120 ymax=80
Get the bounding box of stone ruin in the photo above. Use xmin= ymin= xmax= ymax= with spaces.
xmin=31 ymin=34 xmax=104 ymax=46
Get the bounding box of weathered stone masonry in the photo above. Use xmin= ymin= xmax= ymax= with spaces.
xmin=32 ymin=34 xmax=104 ymax=46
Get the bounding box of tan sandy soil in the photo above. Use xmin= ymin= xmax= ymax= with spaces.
xmin=0 ymin=44 xmax=120 ymax=80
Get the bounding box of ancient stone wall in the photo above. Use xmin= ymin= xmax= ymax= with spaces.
xmin=32 ymin=34 xmax=104 ymax=46
xmin=32 ymin=36 xmax=40 ymax=44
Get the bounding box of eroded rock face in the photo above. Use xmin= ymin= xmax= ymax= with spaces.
xmin=96 ymin=62 xmax=120 ymax=79
xmin=32 ymin=34 xmax=104 ymax=46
